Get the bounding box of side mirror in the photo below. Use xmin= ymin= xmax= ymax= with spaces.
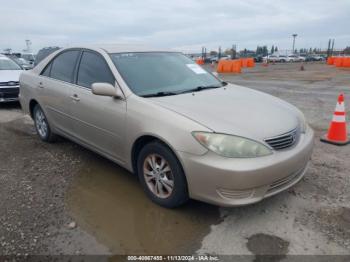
xmin=91 ymin=83 xmax=123 ymax=98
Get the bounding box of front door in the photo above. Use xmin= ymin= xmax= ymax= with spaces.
xmin=68 ymin=50 xmax=127 ymax=162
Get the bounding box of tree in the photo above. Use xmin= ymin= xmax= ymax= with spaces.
xmin=256 ymin=46 xmax=261 ymax=55
xmin=271 ymin=45 xmax=275 ymax=54
xmin=209 ymin=51 xmax=218 ymax=56
xmin=224 ymin=48 xmax=236 ymax=59
xmin=256 ymin=46 xmax=265 ymax=55
xmin=262 ymin=46 xmax=268 ymax=56
xmin=344 ymin=47 xmax=350 ymax=55
xmin=275 ymin=46 xmax=278 ymax=52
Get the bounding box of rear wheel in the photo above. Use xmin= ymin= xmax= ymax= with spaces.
xmin=33 ymin=104 xmax=57 ymax=142
xmin=137 ymin=141 xmax=189 ymax=208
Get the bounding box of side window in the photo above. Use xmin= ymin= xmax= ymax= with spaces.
xmin=77 ymin=51 xmax=115 ymax=88
xmin=50 ymin=50 xmax=80 ymax=83
xmin=41 ymin=62 xmax=52 ymax=77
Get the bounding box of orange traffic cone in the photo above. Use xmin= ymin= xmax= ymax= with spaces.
xmin=320 ymin=93 xmax=349 ymax=145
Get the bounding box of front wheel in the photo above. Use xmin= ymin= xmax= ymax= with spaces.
xmin=137 ymin=141 xmax=189 ymax=208
xmin=33 ymin=104 xmax=57 ymax=142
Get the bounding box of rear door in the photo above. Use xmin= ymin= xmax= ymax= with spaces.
xmin=69 ymin=50 xmax=127 ymax=162
xmin=38 ymin=49 xmax=80 ymax=135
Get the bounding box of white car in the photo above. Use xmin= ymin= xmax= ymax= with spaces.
xmin=0 ymin=54 xmax=23 ymax=102
xmin=266 ymin=55 xmax=279 ymax=62
xmin=279 ymin=55 xmax=293 ymax=62
xmin=288 ymin=54 xmax=305 ymax=62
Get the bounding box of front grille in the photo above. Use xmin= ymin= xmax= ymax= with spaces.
xmin=0 ymin=81 xmax=19 ymax=87
xmin=0 ymin=87 xmax=19 ymax=99
xmin=264 ymin=128 xmax=299 ymax=150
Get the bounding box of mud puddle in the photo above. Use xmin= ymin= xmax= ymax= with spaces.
xmin=67 ymin=155 xmax=220 ymax=255
xmin=246 ymin=233 xmax=289 ymax=262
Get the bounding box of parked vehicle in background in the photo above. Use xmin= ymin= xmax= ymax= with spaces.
xmin=279 ymin=55 xmax=292 ymax=62
xmin=19 ymin=45 xmax=314 ymax=208
xmin=312 ymin=55 xmax=324 ymax=61
xmin=0 ymin=54 xmax=22 ymax=102
xmin=304 ymin=54 xmax=325 ymax=62
xmin=264 ymin=55 xmax=280 ymax=62
xmin=253 ymin=55 xmax=263 ymax=63
xmin=9 ymin=56 xmax=33 ymax=70
xmin=288 ymin=54 xmax=305 ymax=62
xmin=209 ymin=56 xmax=218 ymax=63
xmin=34 ymin=47 xmax=61 ymax=66
xmin=21 ymin=53 xmax=35 ymax=67
xmin=219 ymin=56 xmax=230 ymax=60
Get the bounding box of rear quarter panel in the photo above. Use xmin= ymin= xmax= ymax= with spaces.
xmin=19 ymin=70 xmax=41 ymax=116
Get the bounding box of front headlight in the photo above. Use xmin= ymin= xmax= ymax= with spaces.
xmin=297 ymin=111 xmax=307 ymax=133
xmin=192 ymin=132 xmax=272 ymax=158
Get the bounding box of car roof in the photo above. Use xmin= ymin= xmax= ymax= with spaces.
xmin=66 ymin=44 xmax=174 ymax=54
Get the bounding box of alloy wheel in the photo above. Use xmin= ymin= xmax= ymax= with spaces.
xmin=143 ymin=154 xmax=174 ymax=199
xmin=35 ymin=109 xmax=48 ymax=138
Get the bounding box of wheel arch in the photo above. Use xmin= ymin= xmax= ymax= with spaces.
xmin=29 ymin=99 xmax=39 ymax=119
xmin=131 ymin=134 xmax=187 ymax=180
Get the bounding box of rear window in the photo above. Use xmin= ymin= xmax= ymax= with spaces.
xmin=49 ymin=50 xmax=80 ymax=83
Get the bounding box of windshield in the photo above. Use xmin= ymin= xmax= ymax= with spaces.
xmin=0 ymin=57 xmax=22 ymax=70
xmin=109 ymin=52 xmax=222 ymax=96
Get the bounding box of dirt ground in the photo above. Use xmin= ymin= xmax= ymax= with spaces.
xmin=0 ymin=62 xmax=349 ymax=259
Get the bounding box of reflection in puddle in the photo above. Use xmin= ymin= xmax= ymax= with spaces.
xmin=67 ymin=156 xmax=220 ymax=254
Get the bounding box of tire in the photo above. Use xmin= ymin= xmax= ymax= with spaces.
xmin=137 ymin=141 xmax=189 ymax=208
xmin=33 ymin=104 xmax=57 ymax=142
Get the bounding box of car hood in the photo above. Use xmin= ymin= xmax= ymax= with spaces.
xmin=0 ymin=70 xmax=22 ymax=82
xmin=150 ymin=84 xmax=300 ymax=141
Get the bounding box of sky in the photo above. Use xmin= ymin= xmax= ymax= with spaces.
xmin=1 ymin=0 xmax=349 ymax=54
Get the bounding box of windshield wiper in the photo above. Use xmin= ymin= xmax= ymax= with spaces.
xmin=141 ymin=91 xmax=178 ymax=98
xmin=179 ymin=84 xmax=223 ymax=94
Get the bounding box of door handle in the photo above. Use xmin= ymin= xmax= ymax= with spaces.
xmin=70 ymin=94 xmax=80 ymax=101
xmin=38 ymin=82 xmax=44 ymax=88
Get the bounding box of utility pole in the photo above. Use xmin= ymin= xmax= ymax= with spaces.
xmin=232 ymin=44 xmax=236 ymax=59
xmin=327 ymin=39 xmax=331 ymax=58
xmin=292 ymin=34 xmax=297 ymax=54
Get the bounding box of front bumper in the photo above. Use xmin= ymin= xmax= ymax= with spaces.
xmin=0 ymin=87 xmax=20 ymax=102
xmin=178 ymin=127 xmax=314 ymax=207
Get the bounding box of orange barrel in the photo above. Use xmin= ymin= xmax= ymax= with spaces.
xmin=335 ymin=57 xmax=344 ymax=67
xmin=342 ymin=57 xmax=350 ymax=67
xmin=240 ymin=58 xmax=249 ymax=67
xmin=217 ymin=60 xmax=231 ymax=73
xmin=327 ymin=57 xmax=334 ymax=65
xmin=247 ymin=58 xmax=255 ymax=67
xmin=217 ymin=60 xmax=241 ymax=73
xmin=231 ymin=60 xmax=242 ymax=73
xmin=196 ymin=59 xmax=204 ymax=65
